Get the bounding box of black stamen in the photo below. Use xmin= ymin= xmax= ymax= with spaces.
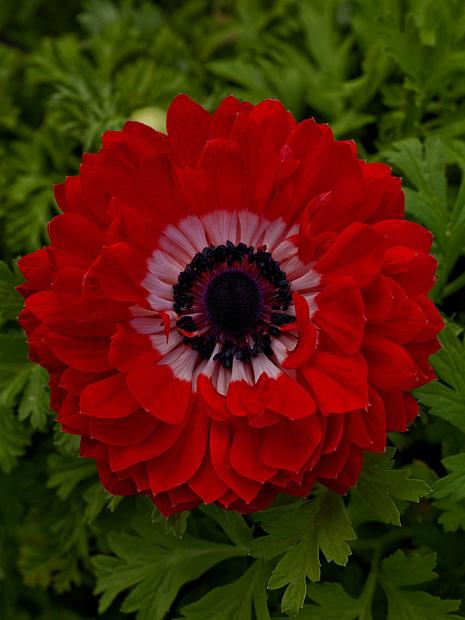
xmin=173 ymin=241 xmax=295 ymax=368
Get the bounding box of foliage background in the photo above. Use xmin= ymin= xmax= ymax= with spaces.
xmin=1 ymin=0 xmax=465 ymax=618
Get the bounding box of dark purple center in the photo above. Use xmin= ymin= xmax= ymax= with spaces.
xmin=173 ymin=241 xmax=295 ymax=368
xmin=205 ymin=269 xmax=263 ymax=335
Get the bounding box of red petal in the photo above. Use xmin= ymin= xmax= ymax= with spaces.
xmin=210 ymin=96 xmax=252 ymax=138
xmin=80 ymin=374 xmax=138 ymax=418
xmin=316 ymin=223 xmax=385 ymax=287
xmin=316 ymin=437 xmax=351 ymax=478
xmin=96 ymin=460 xmax=138 ymax=496
xmin=47 ymin=332 xmax=112 ymax=372
xmin=314 ymin=276 xmax=365 ymax=354
xmin=380 ymin=389 xmax=408 ymax=432
xmin=90 ymin=409 xmax=158 ymax=445
xmin=17 ymin=248 xmax=55 ymax=297
xmin=87 ymin=242 xmax=148 ymax=306
xmin=357 ymin=388 xmax=386 ymax=451
xmin=126 ymin=365 xmax=192 ymax=424
xmin=382 ymin=246 xmax=437 ymax=295
xmin=109 ymin=324 xmax=159 ymax=372
xmin=230 ymin=420 xmax=277 ymax=482
xmin=302 ymin=352 xmax=368 ymax=414
xmin=226 ymin=373 xmax=315 ymax=421
xmin=249 ymin=99 xmax=296 ymax=151
xmin=379 ymin=295 xmax=426 ymax=344
xmin=108 ymin=420 xmax=187 ymax=471
xmin=147 ymin=406 xmax=209 ymax=493
xmin=374 ymin=219 xmax=432 ymax=252
xmin=282 ymin=292 xmax=317 ymax=369
xmin=261 ymin=415 xmax=323 ymax=471
xmin=189 ymin=449 xmax=229 ymax=503
xmin=210 ymin=421 xmax=262 ymax=503
xmin=362 ymin=330 xmax=417 ymax=389
xmin=319 ymin=446 xmax=363 ymax=494
xmin=232 ymin=114 xmax=278 ymax=212
xmin=197 ymin=374 xmax=229 ymax=421
xmin=167 ymin=94 xmax=211 ymax=167
xmin=363 ymin=275 xmax=393 ymax=323
xmin=49 ymin=213 xmax=104 ymax=269
xmin=198 ymin=139 xmax=245 ymax=213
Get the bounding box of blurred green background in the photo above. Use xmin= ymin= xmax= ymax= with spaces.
xmin=2 ymin=1 xmax=465 ymax=619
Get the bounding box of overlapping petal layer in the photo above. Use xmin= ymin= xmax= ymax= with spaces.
xmin=18 ymin=95 xmax=442 ymax=514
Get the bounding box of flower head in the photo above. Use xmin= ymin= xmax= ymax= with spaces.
xmin=18 ymin=95 xmax=443 ymax=514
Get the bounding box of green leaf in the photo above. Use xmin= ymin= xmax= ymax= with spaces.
xmin=435 ymin=497 xmax=465 ymax=533
xmin=0 ymin=335 xmax=33 ymax=472
xmin=82 ymin=482 xmax=123 ymax=525
xmin=379 ymin=551 xmax=461 ymax=620
xmin=0 ymin=261 xmax=22 ymax=328
xmin=201 ymin=503 xmax=253 ymax=547
xmin=385 ymin=137 xmax=465 ymax=297
xmin=348 ymin=448 xmax=430 ymax=526
xmin=17 ymin=365 xmax=49 ymax=430
xmin=380 ymin=587 xmax=462 ymax=620
xmin=47 ymin=453 xmax=97 ymax=500
xmin=178 ymin=561 xmax=270 ymax=620
xmin=151 ymin=506 xmax=190 ymax=539
xmin=92 ymin=516 xmax=250 ymax=620
xmin=297 ymin=582 xmax=365 ymax=620
xmin=381 ymin=550 xmax=437 ymax=586
xmin=0 ymin=332 xmax=28 ymax=371
xmin=252 ymin=490 xmax=355 ymax=615
xmin=433 ymin=453 xmax=465 ymax=532
xmin=0 ymin=399 xmax=30 ymax=473
xmin=301 ymin=552 xmax=459 ymax=620
xmin=415 ymin=323 xmax=465 ymax=434
xmin=434 ymin=454 xmax=465 ymax=503
xmin=18 ymin=492 xmax=91 ymax=593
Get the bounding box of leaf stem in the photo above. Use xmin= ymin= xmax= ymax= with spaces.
xmin=351 ymin=527 xmax=412 ymax=552
xmin=358 ymin=545 xmax=382 ymax=620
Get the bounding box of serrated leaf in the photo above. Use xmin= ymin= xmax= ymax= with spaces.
xmin=434 ymin=454 xmax=465 ymax=502
xmin=151 ymin=506 xmax=190 ymax=539
xmin=252 ymin=490 xmax=355 ymax=615
xmin=298 ymin=582 xmax=364 ymax=620
xmin=380 ymin=586 xmax=461 ymax=620
xmin=381 ymin=550 xmax=437 ymax=586
xmin=432 ymin=453 xmax=465 ymax=532
xmin=18 ymin=492 xmax=91 ymax=593
xmin=379 ymin=550 xmax=461 ymax=620
xmin=302 ymin=551 xmax=459 ymax=620
xmin=17 ymin=365 xmax=50 ymax=430
xmin=83 ymin=482 xmax=122 ymax=524
xmin=0 ymin=339 xmax=33 ymax=472
xmin=0 ymin=261 xmax=22 ymax=328
xmin=415 ymin=324 xmax=465 ymax=434
xmin=92 ymin=517 xmax=250 ymax=620
xmin=349 ymin=448 xmax=430 ymax=525
xmin=385 ymin=137 xmax=465 ymax=298
xmin=0 ymin=401 xmax=30 ymax=473
xmin=177 ymin=560 xmax=270 ymax=620
xmin=435 ymin=497 xmax=465 ymax=533
xmin=201 ymin=503 xmax=253 ymax=547
xmin=47 ymin=453 xmax=97 ymax=500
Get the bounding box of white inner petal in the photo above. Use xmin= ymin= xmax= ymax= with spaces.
xmin=135 ymin=210 xmax=320 ymax=393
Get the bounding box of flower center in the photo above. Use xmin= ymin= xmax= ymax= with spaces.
xmin=173 ymin=241 xmax=295 ymax=368
xmin=205 ymin=269 xmax=263 ymax=335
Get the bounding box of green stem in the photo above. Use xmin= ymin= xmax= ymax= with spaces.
xmin=358 ymin=546 xmax=382 ymax=620
xmin=352 ymin=528 xmax=413 ymax=619
xmin=443 ymin=270 xmax=465 ymax=298
xmin=351 ymin=527 xmax=412 ymax=552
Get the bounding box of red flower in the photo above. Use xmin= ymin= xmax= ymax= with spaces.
xmin=18 ymin=95 xmax=443 ymax=515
